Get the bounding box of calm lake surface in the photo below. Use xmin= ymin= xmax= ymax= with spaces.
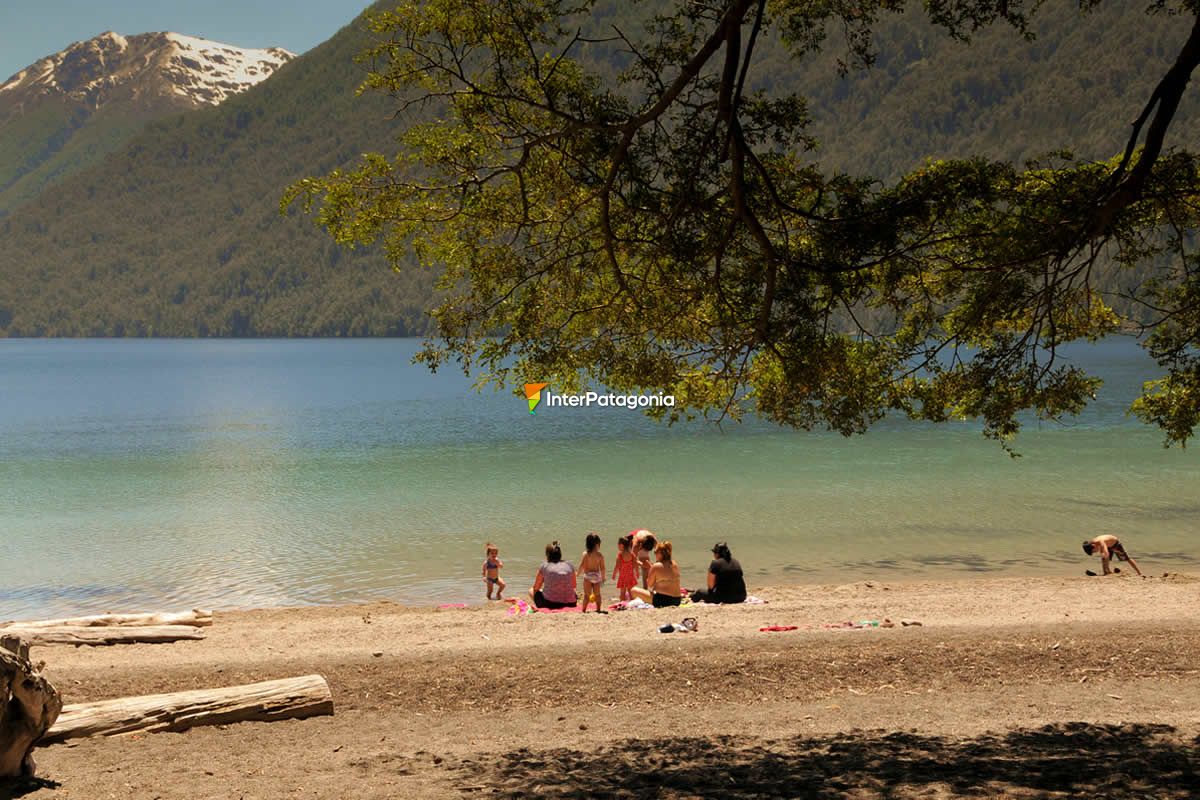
xmin=1 ymin=338 xmax=1196 ymax=618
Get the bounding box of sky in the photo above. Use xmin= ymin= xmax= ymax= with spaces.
xmin=0 ymin=0 xmax=373 ymax=80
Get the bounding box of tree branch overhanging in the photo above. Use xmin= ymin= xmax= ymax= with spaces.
xmin=289 ymin=0 xmax=1200 ymax=446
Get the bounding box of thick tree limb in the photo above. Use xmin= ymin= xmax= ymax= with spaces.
xmin=599 ymin=0 xmax=756 ymax=296
xmin=1091 ymin=12 xmax=1200 ymax=237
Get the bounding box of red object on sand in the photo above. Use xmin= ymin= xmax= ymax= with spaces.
xmin=759 ymin=625 xmax=799 ymax=632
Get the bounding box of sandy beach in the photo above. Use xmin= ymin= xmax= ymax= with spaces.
xmin=10 ymin=573 xmax=1200 ymax=799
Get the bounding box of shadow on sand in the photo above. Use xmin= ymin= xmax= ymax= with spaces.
xmin=0 ymin=776 xmax=60 ymax=800
xmin=455 ymin=723 xmax=1198 ymax=798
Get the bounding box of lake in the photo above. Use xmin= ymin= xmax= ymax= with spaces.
xmin=1 ymin=337 xmax=1196 ymax=619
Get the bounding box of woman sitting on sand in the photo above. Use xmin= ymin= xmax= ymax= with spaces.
xmin=528 ymin=541 xmax=578 ymax=609
xmin=688 ymin=541 xmax=747 ymax=604
xmin=630 ymin=541 xmax=682 ymax=607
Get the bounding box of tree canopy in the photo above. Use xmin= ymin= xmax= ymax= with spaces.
xmin=287 ymin=0 xmax=1200 ymax=448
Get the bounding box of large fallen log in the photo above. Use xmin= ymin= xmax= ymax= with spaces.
xmin=1 ymin=610 xmax=213 ymax=629
xmin=16 ymin=626 xmax=206 ymax=647
xmin=41 ymin=675 xmax=333 ymax=745
xmin=1 ymin=636 xmax=62 ymax=777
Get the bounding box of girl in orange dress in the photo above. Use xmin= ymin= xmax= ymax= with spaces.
xmin=612 ymin=534 xmax=638 ymax=602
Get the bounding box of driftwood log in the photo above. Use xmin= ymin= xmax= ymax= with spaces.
xmin=1 ymin=610 xmax=213 ymax=629
xmin=41 ymin=674 xmax=333 ymax=745
xmin=14 ymin=626 xmax=206 ymax=647
xmin=0 ymin=635 xmax=62 ymax=778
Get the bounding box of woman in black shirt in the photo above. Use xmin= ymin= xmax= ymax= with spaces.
xmin=689 ymin=541 xmax=747 ymax=604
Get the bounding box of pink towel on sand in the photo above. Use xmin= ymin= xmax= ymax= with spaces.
xmin=504 ymin=599 xmax=582 ymax=615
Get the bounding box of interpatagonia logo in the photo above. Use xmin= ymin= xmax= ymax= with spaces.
xmin=522 ymin=383 xmax=676 ymax=414
xmin=524 ymin=383 xmax=549 ymax=415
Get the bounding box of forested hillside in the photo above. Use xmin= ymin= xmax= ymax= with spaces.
xmin=795 ymin=5 xmax=1198 ymax=179
xmin=0 ymin=2 xmax=1194 ymax=337
xmin=0 ymin=101 xmax=166 ymax=218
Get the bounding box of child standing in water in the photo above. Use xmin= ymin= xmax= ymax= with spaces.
xmin=579 ymin=533 xmax=606 ymax=612
xmin=483 ymin=543 xmax=505 ymax=600
xmin=612 ymin=533 xmax=638 ymax=602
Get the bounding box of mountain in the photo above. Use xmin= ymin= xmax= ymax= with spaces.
xmin=0 ymin=31 xmax=292 ymax=215
xmin=0 ymin=3 xmax=1195 ymax=337
xmin=0 ymin=4 xmax=432 ymax=337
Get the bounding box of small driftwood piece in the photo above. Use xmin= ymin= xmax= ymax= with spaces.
xmin=0 ymin=636 xmax=29 ymax=662
xmin=0 ymin=635 xmax=62 ymax=777
xmin=41 ymin=674 xmax=333 ymax=745
xmin=1 ymin=610 xmax=213 ymax=629
xmin=16 ymin=626 xmax=206 ymax=647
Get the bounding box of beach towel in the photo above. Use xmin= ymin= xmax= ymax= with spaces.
xmin=504 ymin=599 xmax=585 ymax=616
xmin=536 ymin=605 xmax=582 ymax=614
xmin=683 ymin=595 xmax=766 ymax=606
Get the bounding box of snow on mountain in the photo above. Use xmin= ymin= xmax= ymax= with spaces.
xmin=159 ymin=33 xmax=294 ymax=105
xmin=0 ymin=31 xmax=294 ymax=110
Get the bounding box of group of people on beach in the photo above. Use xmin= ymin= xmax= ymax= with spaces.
xmin=482 ymin=529 xmax=748 ymax=611
xmin=481 ymin=532 xmax=1141 ymax=609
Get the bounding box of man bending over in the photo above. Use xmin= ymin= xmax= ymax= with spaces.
xmin=1083 ymin=534 xmax=1143 ymax=577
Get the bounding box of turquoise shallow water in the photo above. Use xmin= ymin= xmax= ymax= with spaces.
xmin=0 ymin=338 xmax=1196 ymax=618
